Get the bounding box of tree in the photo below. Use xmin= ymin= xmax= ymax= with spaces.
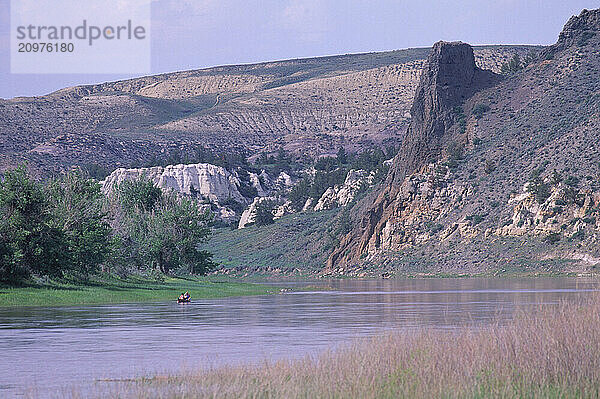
xmin=501 ymin=54 xmax=523 ymax=75
xmin=47 ymin=172 xmax=111 ymax=277
xmin=117 ymin=175 xmax=162 ymax=213
xmin=288 ymin=178 xmax=312 ymax=211
xmin=110 ymin=177 xmax=215 ymax=275
xmin=142 ymin=193 xmax=215 ymax=274
xmin=0 ymin=166 xmax=67 ymax=281
xmin=254 ymin=199 xmax=276 ymax=226
xmin=336 ymin=147 xmax=348 ymax=165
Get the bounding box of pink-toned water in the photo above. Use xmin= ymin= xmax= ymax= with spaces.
xmin=0 ymin=277 xmax=597 ymax=398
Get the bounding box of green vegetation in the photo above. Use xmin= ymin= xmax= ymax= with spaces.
xmin=472 ymin=103 xmax=490 ymax=119
xmin=452 ymin=106 xmax=467 ymax=134
xmin=108 ymin=177 xmax=215 ymax=275
xmin=87 ymin=295 xmax=600 ymax=398
xmin=500 ymin=52 xmax=536 ymax=75
xmin=287 ymin=147 xmax=394 ymax=212
xmin=527 ymin=167 xmax=551 ymax=204
xmin=0 ymin=275 xmax=273 ymax=307
xmin=254 ymin=199 xmax=278 ymax=226
xmin=0 ymin=166 xmax=215 ymax=285
xmin=204 ymin=210 xmax=339 ymax=273
xmin=484 ymin=159 xmax=496 ymax=174
xmin=446 ymin=140 xmax=465 ymax=169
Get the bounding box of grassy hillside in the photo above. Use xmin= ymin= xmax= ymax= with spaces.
xmin=204 ymin=209 xmax=340 ymax=276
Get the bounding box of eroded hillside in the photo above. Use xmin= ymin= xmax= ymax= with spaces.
xmin=0 ymin=46 xmax=536 ymax=176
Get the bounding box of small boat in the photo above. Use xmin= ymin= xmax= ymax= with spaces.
xmin=177 ymin=298 xmax=191 ymax=304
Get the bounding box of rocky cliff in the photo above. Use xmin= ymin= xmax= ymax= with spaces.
xmin=326 ymin=9 xmax=600 ymax=273
xmin=102 ymin=163 xmax=247 ymax=203
xmin=328 ymin=41 xmax=500 ymax=268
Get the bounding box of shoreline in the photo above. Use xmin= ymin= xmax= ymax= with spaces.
xmin=210 ymin=269 xmax=594 ymax=281
xmin=0 ymin=275 xmax=277 ymax=308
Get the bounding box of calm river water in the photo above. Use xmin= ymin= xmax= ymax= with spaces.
xmin=0 ymin=278 xmax=598 ymax=398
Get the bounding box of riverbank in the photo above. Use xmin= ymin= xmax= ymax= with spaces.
xmin=0 ymin=274 xmax=276 ymax=307
xmin=86 ymin=294 xmax=600 ymax=398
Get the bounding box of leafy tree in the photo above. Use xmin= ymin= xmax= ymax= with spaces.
xmin=117 ymin=176 xmax=162 ymax=213
xmin=110 ymin=177 xmax=215 ymax=275
xmin=254 ymin=199 xmax=276 ymax=226
xmin=47 ymin=172 xmax=110 ymax=277
xmin=0 ymin=166 xmax=67 ymax=281
xmin=288 ymin=178 xmax=312 ymax=211
xmin=144 ymin=193 xmax=215 ymax=274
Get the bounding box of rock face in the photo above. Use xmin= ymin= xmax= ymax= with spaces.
xmin=327 ymin=41 xmax=501 ymax=268
xmin=541 ymin=8 xmax=600 ymax=58
xmin=314 ymin=170 xmax=372 ymax=211
xmin=101 ymin=162 xmax=302 ymax=226
xmin=237 ymin=197 xmax=294 ymax=228
xmin=497 ymin=182 xmax=600 ymax=239
xmin=322 ymin=9 xmax=600 ymax=273
xmin=102 ymin=163 xmax=247 ymax=203
xmin=391 ymin=41 xmax=500 ymax=182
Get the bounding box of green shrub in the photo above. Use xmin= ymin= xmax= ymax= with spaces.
xmin=466 ymin=214 xmax=485 ymax=225
xmin=484 ymin=160 xmax=496 ymax=174
xmin=254 ymin=199 xmax=277 ymax=226
xmin=544 ymin=232 xmax=561 ymax=244
xmin=472 ymin=104 xmax=490 ymax=119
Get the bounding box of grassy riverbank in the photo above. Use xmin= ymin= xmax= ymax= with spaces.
xmin=84 ymin=295 xmax=600 ymax=398
xmin=0 ymin=274 xmax=275 ymax=307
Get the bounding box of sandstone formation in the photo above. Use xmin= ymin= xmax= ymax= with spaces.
xmin=314 ymin=169 xmax=372 ymax=211
xmin=328 ymin=41 xmax=500 ymax=268
xmin=101 ymin=163 xmax=248 ymax=204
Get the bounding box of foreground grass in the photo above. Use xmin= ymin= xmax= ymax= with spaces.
xmin=0 ymin=274 xmax=275 ymax=307
xmin=81 ymin=295 xmax=600 ymax=398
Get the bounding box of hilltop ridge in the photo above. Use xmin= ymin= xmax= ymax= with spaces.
xmin=0 ymin=45 xmax=537 ymax=177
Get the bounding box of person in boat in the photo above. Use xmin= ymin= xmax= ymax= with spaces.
xmin=178 ymin=292 xmax=191 ymax=302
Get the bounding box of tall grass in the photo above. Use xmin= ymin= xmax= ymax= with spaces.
xmin=72 ymin=295 xmax=600 ymax=398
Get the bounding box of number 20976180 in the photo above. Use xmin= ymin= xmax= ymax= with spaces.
xmin=18 ymin=42 xmax=74 ymax=52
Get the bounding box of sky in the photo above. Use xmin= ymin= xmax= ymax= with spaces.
xmin=0 ymin=0 xmax=598 ymax=99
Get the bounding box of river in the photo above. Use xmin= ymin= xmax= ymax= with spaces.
xmin=0 ymin=277 xmax=598 ymax=398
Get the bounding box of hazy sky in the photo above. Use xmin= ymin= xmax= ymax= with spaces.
xmin=1 ymin=0 xmax=598 ymax=99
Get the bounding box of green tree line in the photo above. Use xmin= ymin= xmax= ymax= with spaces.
xmin=0 ymin=167 xmax=215 ymax=284
xmin=287 ymin=147 xmax=395 ymax=211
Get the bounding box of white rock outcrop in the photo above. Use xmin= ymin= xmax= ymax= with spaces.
xmin=314 ymin=169 xmax=371 ymax=211
xmin=101 ymin=163 xmax=246 ymax=203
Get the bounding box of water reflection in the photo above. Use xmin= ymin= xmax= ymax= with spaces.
xmin=0 ymin=277 xmax=597 ymax=398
